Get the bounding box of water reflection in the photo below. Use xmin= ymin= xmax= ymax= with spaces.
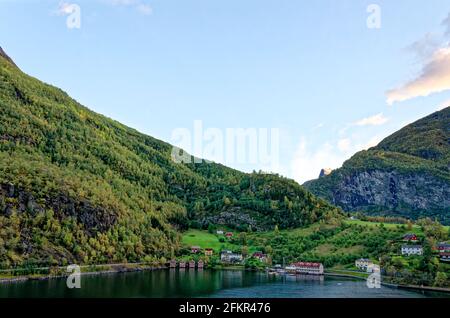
xmin=0 ymin=269 xmax=448 ymax=298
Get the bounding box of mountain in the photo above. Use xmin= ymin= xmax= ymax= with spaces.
xmin=0 ymin=47 xmax=17 ymax=68
xmin=304 ymin=107 xmax=450 ymax=224
xmin=0 ymin=48 xmax=341 ymax=267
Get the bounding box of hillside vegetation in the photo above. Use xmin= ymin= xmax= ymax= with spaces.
xmin=0 ymin=50 xmax=341 ymax=268
xmin=304 ymin=107 xmax=450 ymax=223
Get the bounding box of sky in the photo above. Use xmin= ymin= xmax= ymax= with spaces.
xmin=1 ymin=0 xmax=450 ymax=183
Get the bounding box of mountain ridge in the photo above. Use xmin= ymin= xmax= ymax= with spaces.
xmin=304 ymin=107 xmax=450 ymax=223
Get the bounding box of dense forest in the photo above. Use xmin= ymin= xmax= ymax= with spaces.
xmin=0 ymin=49 xmax=342 ymax=268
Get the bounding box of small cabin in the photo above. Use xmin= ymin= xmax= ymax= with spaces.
xmin=225 ymin=232 xmax=233 ymax=238
xmin=252 ymin=251 xmax=268 ymax=263
xmin=169 ymin=260 xmax=177 ymax=268
xmin=179 ymin=261 xmax=186 ymax=268
xmin=197 ymin=260 xmax=204 ymax=269
xmin=191 ymin=246 xmax=201 ymax=253
xmin=204 ymin=248 xmax=213 ymax=256
xmin=188 ymin=260 xmax=196 ymax=268
xmin=403 ymin=233 xmax=418 ymax=242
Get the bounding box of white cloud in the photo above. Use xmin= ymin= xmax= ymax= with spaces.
xmin=386 ymin=46 xmax=450 ymax=105
xmin=290 ymin=135 xmax=382 ymax=184
xmin=386 ymin=12 xmax=450 ymax=106
xmin=55 ymin=2 xmax=76 ymax=15
xmin=291 ymin=138 xmax=342 ymax=183
xmin=102 ymin=0 xmax=152 ymax=15
xmin=354 ymin=113 xmax=389 ymax=126
xmin=405 ymin=32 xmax=440 ymax=60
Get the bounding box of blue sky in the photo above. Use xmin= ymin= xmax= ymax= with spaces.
xmin=1 ymin=0 xmax=450 ymax=182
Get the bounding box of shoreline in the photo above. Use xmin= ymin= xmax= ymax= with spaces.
xmin=324 ymin=271 xmax=450 ymax=294
xmin=2 ymin=267 xmax=450 ymax=295
xmin=0 ymin=265 xmax=167 ymax=285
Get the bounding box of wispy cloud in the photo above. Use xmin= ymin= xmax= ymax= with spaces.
xmin=442 ymin=12 xmax=450 ymax=37
xmin=386 ymin=47 xmax=450 ymax=105
xmin=103 ymin=0 xmax=152 ymax=15
xmin=354 ymin=113 xmax=389 ymax=126
xmin=386 ymin=13 xmax=450 ymax=105
xmin=54 ymin=2 xmax=77 ymax=16
xmin=405 ymin=32 xmax=440 ymax=60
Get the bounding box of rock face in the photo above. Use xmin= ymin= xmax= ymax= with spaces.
xmin=304 ymin=106 xmax=450 ymax=224
xmin=319 ymin=168 xmax=333 ymax=178
xmin=328 ymin=171 xmax=450 ymax=219
xmin=0 ymin=183 xmax=117 ymax=233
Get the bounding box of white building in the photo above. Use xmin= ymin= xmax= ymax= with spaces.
xmin=355 ymin=258 xmax=373 ymax=271
xmin=216 ymin=230 xmax=224 ymax=235
xmin=288 ymin=262 xmax=324 ymax=275
xmin=220 ymin=250 xmax=243 ymax=263
xmin=401 ymin=245 xmax=423 ymax=256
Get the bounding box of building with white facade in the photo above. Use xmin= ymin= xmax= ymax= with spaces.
xmin=401 ymin=245 xmax=423 ymax=256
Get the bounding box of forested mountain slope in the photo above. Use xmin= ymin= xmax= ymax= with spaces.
xmin=304 ymin=107 xmax=450 ymax=224
xmin=0 ymin=48 xmax=341 ymax=267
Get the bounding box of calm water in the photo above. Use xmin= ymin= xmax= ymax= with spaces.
xmin=0 ymin=269 xmax=448 ymax=298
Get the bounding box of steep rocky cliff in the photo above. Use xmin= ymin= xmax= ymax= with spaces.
xmin=304 ymin=107 xmax=450 ymax=224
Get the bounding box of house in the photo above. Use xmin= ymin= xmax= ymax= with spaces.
xmin=191 ymin=246 xmax=201 ymax=253
xmin=225 ymin=232 xmax=233 ymax=238
xmin=188 ymin=260 xmax=196 ymax=268
xmin=288 ymin=262 xmax=324 ymax=275
xmin=437 ymin=243 xmax=450 ymax=253
xmin=179 ymin=261 xmax=186 ymax=268
xmin=216 ymin=230 xmax=224 ymax=235
xmin=355 ymin=258 xmax=373 ymax=271
xmin=169 ymin=260 xmax=177 ymax=268
xmin=440 ymin=253 xmax=450 ymax=262
xmin=252 ymin=251 xmax=268 ymax=263
xmin=220 ymin=250 xmax=243 ymax=263
xmin=198 ymin=260 xmax=204 ymax=269
xmin=401 ymin=245 xmax=423 ymax=256
xmin=403 ymin=233 xmax=418 ymax=242
xmin=204 ymin=248 xmax=213 ymax=256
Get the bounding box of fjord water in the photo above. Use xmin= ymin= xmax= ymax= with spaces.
xmin=0 ymin=270 xmax=447 ymax=298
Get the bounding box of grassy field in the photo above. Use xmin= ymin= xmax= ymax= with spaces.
xmin=181 ymin=229 xmax=241 ymax=252
xmin=345 ymin=219 xmax=450 ymax=233
xmin=345 ymin=219 xmax=423 ymax=233
xmin=181 ymin=229 xmax=262 ymax=254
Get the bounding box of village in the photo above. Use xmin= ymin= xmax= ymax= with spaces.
xmin=171 ymin=228 xmax=450 ymax=279
xmin=354 ymin=233 xmax=450 ymax=274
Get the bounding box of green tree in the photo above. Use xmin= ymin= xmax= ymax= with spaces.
xmin=434 ymin=272 xmax=448 ymax=287
xmin=239 ymin=232 xmax=247 ymax=245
